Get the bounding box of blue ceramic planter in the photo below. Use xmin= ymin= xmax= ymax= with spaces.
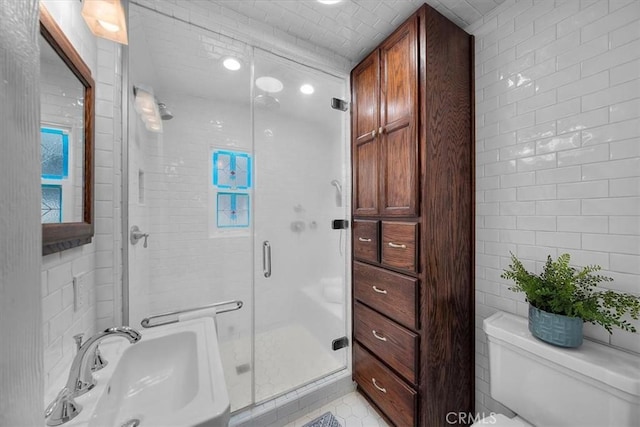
xmin=528 ymin=304 xmax=583 ymax=348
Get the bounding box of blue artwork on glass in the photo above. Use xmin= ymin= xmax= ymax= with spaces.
xmin=213 ymin=150 xmax=251 ymax=189
xmin=41 ymin=127 xmax=69 ymax=179
xmin=217 ymin=193 xmax=250 ymax=228
xmin=42 ymin=184 xmax=62 ymax=223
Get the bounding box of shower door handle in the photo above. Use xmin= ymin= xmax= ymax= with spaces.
xmin=263 ymin=241 xmax=272 ymax=278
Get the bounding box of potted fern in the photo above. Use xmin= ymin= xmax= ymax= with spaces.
xmin=501 ymin=253 xmax=640 ymax=348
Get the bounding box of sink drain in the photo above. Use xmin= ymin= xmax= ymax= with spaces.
xmin=121 ymin=419 xmax=141 ymax=427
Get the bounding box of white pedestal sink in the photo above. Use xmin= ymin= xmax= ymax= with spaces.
xmin=56 ymin=318 xmax=230 ymax=427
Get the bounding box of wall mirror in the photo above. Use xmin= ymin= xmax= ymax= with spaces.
xmin=40 ymin=4 xmax=95 ymax=255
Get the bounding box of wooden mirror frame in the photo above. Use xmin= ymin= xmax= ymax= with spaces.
xmin=40 ymin=4 xmax=95 ymax=255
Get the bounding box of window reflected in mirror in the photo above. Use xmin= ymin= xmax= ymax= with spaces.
xmin=40 ymin=3 xmax=94 ymax=255
xmin=40 ymin=34 xmax=85 ymax=224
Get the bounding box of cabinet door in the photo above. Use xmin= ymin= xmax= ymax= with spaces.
xmin=352 ymin=50 xmax=380 ymax=216
xmin=379 ymin=17 xmax=418 ymax=217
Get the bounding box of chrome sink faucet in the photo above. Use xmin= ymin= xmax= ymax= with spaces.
xmin=45 ymin=326 xmax=142 ymax=426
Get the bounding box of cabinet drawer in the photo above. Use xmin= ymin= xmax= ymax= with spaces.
xmin=354 ymin=343 xmax=417 ymax=427
xmin=354 ymin=262 xmax=417 ymax=330
xmin=353 ymin=220 xmax=379 ymax=263
xmin=355 ymin=302 xmax=418 ymax=385
xmin=381 ymin=221 xmax=418 ymax=272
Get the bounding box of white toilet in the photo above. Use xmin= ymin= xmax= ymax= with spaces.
xmin=474 ymin=312 xmax=640 ymax=427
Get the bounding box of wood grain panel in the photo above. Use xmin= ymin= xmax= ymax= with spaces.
xmin=351 ymin=4 xmax=474 ymax=426
xmin=355 ymin=302 xmax=418 ymax=385
xmin=381 ymin=221 xmax=418 ymax=272
xmin=354 ymin=343 xmax=417 ymax=427
xmin=352 ymin=50 xmax=379 ymax=144
xmin=380 ymin=16 xmax=417 ymax=130
xmin=353 ymin=220 xmax=379 ymax=263
xmin=380 ymin=15 xmax=419 ymax=218
xmin=353 ymin=139 xmax=379 ymax=216
xmin=381 ymin=124 xmax=418 ymax=216
xmin=354 ymin=261 xmax=418 ymax=330
xmin=419 ymin=5 xmax=474 ymax=426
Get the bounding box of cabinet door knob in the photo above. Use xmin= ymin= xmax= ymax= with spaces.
xmin=378 ymin=126 xmax=384 ymax=134
xmin=372 ymin=286 xmax=387 ymax=294
xmin=371 ymin=129 xmax=377 ymax=138
xmin=388 ymin=242 xmax=407 ymax=249
xmin=372 ymin=378 xmax=387 ymax=393
xmin=358 ymin=237 xmax=372 ymax=242
xmin=372 ymin=330 xmax=387 ymax=341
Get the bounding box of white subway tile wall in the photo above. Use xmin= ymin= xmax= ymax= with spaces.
xmin=468 ymin=0 xmax=640 ymax=416
xmin=40 ymin=0 xmax=121 ymax=404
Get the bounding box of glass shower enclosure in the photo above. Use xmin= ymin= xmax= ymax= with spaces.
xmin=126 ymin=4 xmax=349 ymax=412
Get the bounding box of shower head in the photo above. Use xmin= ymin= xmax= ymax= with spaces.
xmin=157 ymin=102 xmax=173 ymax=120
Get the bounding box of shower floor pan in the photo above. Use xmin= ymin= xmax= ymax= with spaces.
xmin=220 ymin=323 xmax=345 ymax=412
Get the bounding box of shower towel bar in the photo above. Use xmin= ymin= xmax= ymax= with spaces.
xmin=140 ymin=299 xmax=243 ymax=328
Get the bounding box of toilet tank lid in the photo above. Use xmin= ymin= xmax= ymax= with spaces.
xmin=484 ymin=312 xmax=640 ymax=397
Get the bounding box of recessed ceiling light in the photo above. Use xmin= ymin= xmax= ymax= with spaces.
xmin=300 ymin=84 xmax=315 ymax=95
xmin=256 ymin=76 xmax=284 ymax=93
xmin=318 ymin=0 xmax=342 ymax=4
xmin=223 ymin=57 xmax=241 ymax=71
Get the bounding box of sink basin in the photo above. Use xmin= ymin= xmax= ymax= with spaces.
xmin=59 ymin=318 xmax=230 ymax=427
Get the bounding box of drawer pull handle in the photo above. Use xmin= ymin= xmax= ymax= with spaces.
xmin=372 ymin=378 xmax=387 ymax=393
xmin=372 ymin=330 xmax=387 ymax=341
xmin=358 ymin=237 xmax=372 ymax=242
xmin=372 ymin=286 xmax=387 ymax=294
xmin=388 ymin=242 xmax=407 ymax=249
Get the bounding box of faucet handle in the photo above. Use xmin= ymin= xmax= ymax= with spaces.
xmin=73 ymin=333 xmax=84 ymax=352
xmin=91 ymin=345 xmax=108 ymax=372
xmin=45 ymin=387 xmax=82 ymax=426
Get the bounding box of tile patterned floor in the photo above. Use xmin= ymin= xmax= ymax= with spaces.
xmin=284 ymin=391 xmax=390 ymax=427
xmin=221 ymin=324 xmax=345 ymax=412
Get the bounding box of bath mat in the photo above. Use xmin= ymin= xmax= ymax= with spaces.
xmin=302 ymin=411 xmax=342 ymax=427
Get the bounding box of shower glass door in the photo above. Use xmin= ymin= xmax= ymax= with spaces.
xmin=127 ymin=3 xmax=349 ymax=413
xmin=252 ymin=50 xmax=348 ymax=403
xmin=126 ymin=4 xmax=255 ymax=412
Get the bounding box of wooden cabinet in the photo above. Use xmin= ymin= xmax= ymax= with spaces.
xmin=354 ymin=343 xmax=417 ymax=427
xmin=353 ymin=262 xmax=418 ymax=330
xmin=354 ymin=302 xmax=418 ymax=385
xmin=352 ymin=18 xmax=418 ymax=218
xmin=352 ymin=51 xmax=380 ymax=217
xmin=351 ymin=4 xmax=474 ymax=426
xmin=379 ymin=21 xmax=418 ymax=218
xmin=381 ymin=221 xmax=419 ymax=272
xmin=353 ymin=220 xmax=379 ymax=263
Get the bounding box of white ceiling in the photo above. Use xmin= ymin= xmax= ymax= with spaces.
xmin=211 ymin=0 xmax=506 ymax=63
